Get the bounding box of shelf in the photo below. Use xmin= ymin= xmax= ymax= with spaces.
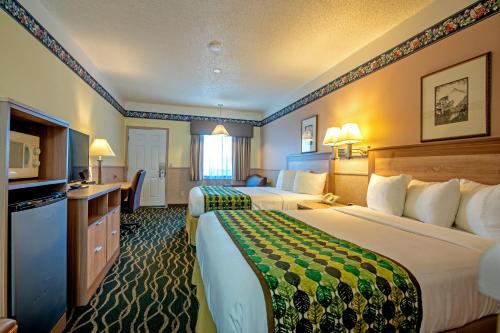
xmin=8 ymin=178 xmax=67 ymax=190
xmin=88 ymin=215 xmax=102 ymax=226
xmin=108 ymin=204 xmax=120 ymax=212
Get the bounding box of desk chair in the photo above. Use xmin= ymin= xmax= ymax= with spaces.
xmin=121 ymin=169 xmax=146 ymax=233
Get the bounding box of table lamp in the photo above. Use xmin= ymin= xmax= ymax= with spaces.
xmin=89 ymin=138 xmax=116 ymax=185
xmin=337 ymin=123 xmax=363 ymax=159
xmin=323 ymin=127 xmax=341 ymax=159
xmin=479 ymin=244 xmax=500 ymax=331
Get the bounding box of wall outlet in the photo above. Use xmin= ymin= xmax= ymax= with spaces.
xmin=180 ymin=190 xmax=185 ymax=196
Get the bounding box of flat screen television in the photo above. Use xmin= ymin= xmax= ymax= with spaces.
xmin=68 ymin=129 xmax=89 ymax=183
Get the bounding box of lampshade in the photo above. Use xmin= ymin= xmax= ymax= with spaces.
xmin=337 ymin=123 xmax=363 ymax=145
xmin=90 ymin=138 xmax=116 ymax=157
xmin=323 ymin=127 xmax=341 ymax=146
xmin=212 ymin=124 xmax=229 ymax=136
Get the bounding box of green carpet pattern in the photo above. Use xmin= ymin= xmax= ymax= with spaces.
xmin=64 ymin=207 xmax=198 ymax=333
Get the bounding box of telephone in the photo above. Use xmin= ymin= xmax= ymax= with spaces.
xmin=322 ymin=193 xmax=340 ymax=205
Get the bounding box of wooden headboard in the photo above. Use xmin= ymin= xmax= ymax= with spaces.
xmin=368 ymin=137 xmax=500 ymax=184
xmin=287 ymin=152 xmax=333 ymax=193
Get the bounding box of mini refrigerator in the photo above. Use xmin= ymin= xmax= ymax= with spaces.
xmin=8 ymin=192 xmax=67 ymax=333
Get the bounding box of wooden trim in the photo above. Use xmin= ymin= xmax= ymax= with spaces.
xmin=7 ymin=99 xmax=69 ymax=128
xmin=287 ymin=152 xmax=331 ymax=162
xmin=49 ymin=312 xmax=66 ymax=333
xmin=125 ymin=126 xmax=169 ymax=206
xmin=334 ymin=171 xmax=368 ymax=176
xmin=0 ymin=102 xmax=10 ymax=316
xmin=420 ymin=52 xmax=491 ymax=143
xmin=368 ymin=136 xmax=500 ymax=184
xmin=287 ymin=151 xmax=334 ymax=193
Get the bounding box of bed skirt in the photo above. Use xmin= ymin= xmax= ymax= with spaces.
xmin=191 ymin=256 xmax=497 ymax=333
xmin=185 ymin=209 xmax=199 ymax=246
xmin=192 ymin=258 xmax=217 ymax=333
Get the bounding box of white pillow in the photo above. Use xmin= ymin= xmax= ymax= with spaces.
xmin=403 ymin=179 xmax=460 ymax=227
xmin=455 ymin=179 xmax=500 ymax=239
xmin=275 ymin=170 xmax=297 ymax=191
xmin=367 ymin=173 xmax=411 ymax=216
xmin=292 ymin=171 xmax=327 ymax=195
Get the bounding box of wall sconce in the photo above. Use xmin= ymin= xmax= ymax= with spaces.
xmin=322 ymin=127 xmax=341 ymax=159
xmin=336 ymin=123 xmax=369 ymax=159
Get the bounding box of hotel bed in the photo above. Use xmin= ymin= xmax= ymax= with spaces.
xmin=192 ymin=138 xmax=500 ymax=333
xmin=194 ymin=206 xmax=500 ymax=333
xmin=188 ymin=186 xmax=323 ymax=217
xmin=186 ymin=186 xmax=322 ymax=245
xmin=185 ymin=152 xmax=333 ymax=245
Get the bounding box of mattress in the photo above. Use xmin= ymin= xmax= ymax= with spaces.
xmin=195 ymin=205 xmax=500 ymax=333
xmin=188 ymin=186 xmax=322 ymax=217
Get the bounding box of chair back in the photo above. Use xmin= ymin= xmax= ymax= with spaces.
xmin=127 ymin=170 xmax=146 ymax=212
xmin=245 ymin=174 xmax=267 ymax=187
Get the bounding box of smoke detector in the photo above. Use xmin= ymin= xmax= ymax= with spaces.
xmin=207 ymin=40 xmax=222 ymax=53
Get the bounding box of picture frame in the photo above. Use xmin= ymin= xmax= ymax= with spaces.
xmin=301 ymin=115 xmax=317 ymax=153
xmin=421 ymin=52 xmax=490 ymax=142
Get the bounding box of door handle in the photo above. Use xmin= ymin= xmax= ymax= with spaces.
xmin=159 ymin=162 xmax=165 ymax=179
xmin=111 ymin=230 xmax=118 ymax=235
xmin=94 ymin=246 xmax=103 ymax=253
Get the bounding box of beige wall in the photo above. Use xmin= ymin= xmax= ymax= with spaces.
xmin=0 ymin=12 xmax=125 ymax=166
xmin=261 ymin=15 xmax=500 ymax=204
xmin=124 ymin=117 xmax=262 ymax=203
xmin=124 ymin=117 xmax=261 ymax=168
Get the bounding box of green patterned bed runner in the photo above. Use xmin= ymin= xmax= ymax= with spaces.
xmin=214 ymin=210 xmax=422 ymax=333
xmin=199 ymin=186 xmax=252 ymax=212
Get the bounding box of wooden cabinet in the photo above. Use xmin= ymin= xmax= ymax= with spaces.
xmin=86 ymin=217 xmax=107 ymax=289
xmin=67 ymin=185 xmax=121 ymax=307
xmin=106 ymin=208 xmax=120 ymax=262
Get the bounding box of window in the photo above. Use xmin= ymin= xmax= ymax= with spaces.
xmin=203 ymin=135 xmax=232 ymax=179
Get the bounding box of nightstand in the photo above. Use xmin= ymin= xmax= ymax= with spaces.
xmin=297 ymin=202 xmax=345 ymax=210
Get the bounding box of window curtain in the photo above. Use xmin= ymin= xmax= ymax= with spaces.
xmin=190 ymin=135 xmax=204 ymax=181
xmin=232 ymin=137 xmax=251 ymax=181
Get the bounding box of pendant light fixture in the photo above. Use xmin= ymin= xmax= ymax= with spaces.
xmin=212 ymin=103 xmax=229 ymax=136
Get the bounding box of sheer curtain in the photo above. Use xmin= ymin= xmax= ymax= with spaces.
xmin=203 ymin=135 xmax=232 ymax=179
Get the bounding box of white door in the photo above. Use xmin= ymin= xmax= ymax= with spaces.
xmin=127 ymin=128 xmax=167 ymax=206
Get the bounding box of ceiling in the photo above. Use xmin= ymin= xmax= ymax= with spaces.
xmin=40 ymin=0 xmax=433 ymax=113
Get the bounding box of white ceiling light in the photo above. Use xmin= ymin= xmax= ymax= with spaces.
xmin=213 ymin=68 xmax=222 ymax=74
xmin=212 ymin=104 xmax=229 ymax=136
xmin=207 ymin=40 xmax=222 ymax=53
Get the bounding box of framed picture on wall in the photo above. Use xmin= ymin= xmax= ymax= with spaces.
xmin=301 ymin=115 xmax=317 ymax=153
xmin=421 ymin=52 xmax=490 ymax=142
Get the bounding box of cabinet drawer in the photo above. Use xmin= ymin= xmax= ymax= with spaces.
xmin=106 ymin=208 xmax=120 ymax=261
xmin=86 ymin=218 xmax=107 ymax=289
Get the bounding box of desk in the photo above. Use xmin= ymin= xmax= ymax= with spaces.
xmin=67 ymin=184 xmax=121 ymax=306
xmin=107 ymin=182 xmax=131 ymax=201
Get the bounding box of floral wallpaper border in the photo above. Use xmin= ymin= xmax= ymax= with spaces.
xmin=260 ymin=0 xmax=498 ymax=126
xmin=126 ymin=110 xmax=262 ymax=126
xmin=1 ymin=0 xmax=498 ymax=127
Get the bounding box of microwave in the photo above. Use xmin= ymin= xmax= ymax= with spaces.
xmin=9 ymin=131 xmax=41 ymax=179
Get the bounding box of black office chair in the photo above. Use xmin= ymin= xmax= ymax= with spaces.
xmin=121 ymin=170 xmax=146 ymax=233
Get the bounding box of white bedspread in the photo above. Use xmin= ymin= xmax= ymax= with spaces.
xmin=188 ymin=186 xmax=322 ymax=217
xmin=196 ymin=205 xmax=500 ymax=333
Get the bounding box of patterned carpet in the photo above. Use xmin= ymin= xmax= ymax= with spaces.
xmin=64 ymin=207 xmax=198 ymax=333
